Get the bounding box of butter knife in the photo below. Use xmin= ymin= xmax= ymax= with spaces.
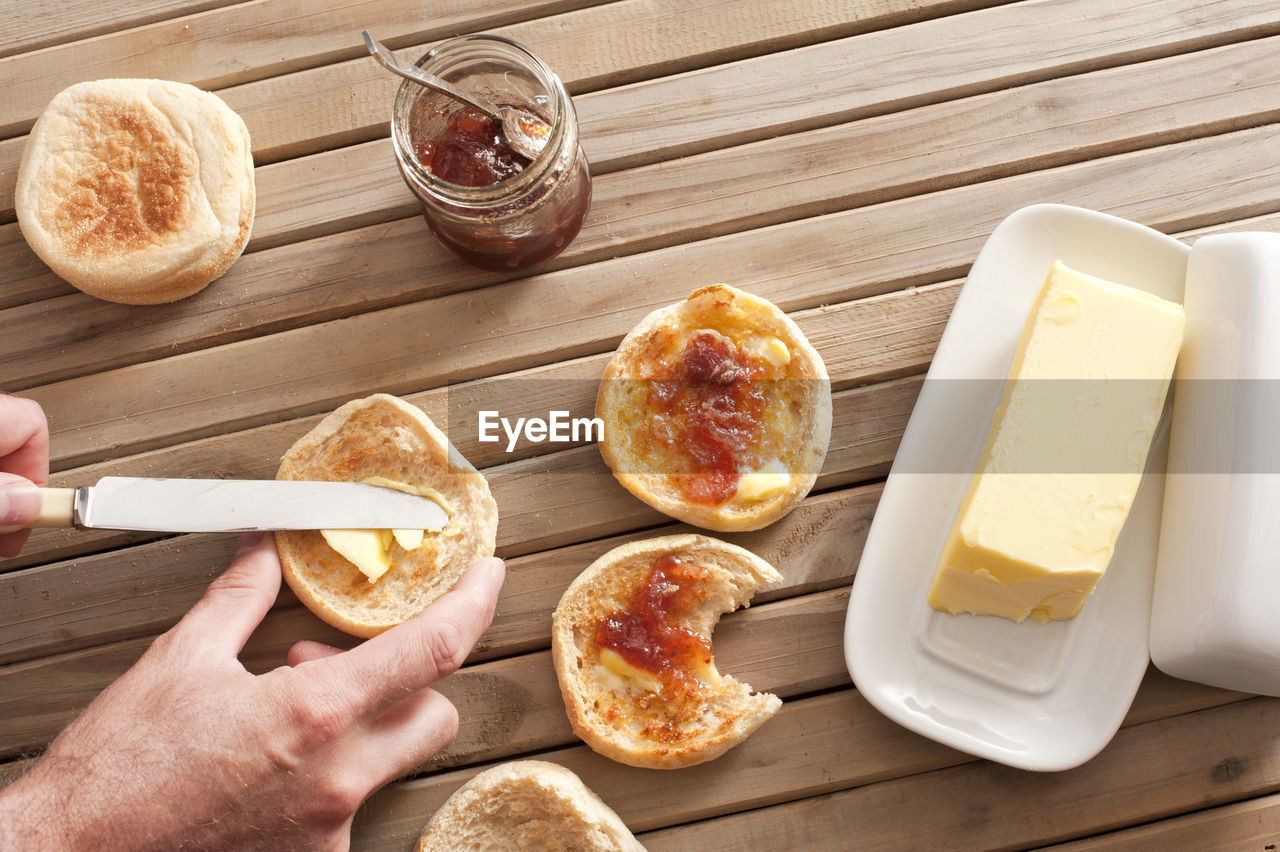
xmin=32 ymin=477 xmax=449 ymax=533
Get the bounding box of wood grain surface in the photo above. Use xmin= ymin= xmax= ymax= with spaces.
xmin=3 ymin=0 xmax=1280 ymax=848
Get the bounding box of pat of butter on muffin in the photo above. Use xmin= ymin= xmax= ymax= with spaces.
xmin=735 ymin=460 xmax=791 ymax=501
xmin=320 ymin=477 xmax=454 ymax=583
xmin=597 ymin=649 xmax=663 ymax=694
xmin=755 ymin=336 xmax=791 ymax=367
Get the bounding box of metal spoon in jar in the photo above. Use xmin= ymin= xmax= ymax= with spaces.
xmin=361 ymin=31 xmax=550 ymax=162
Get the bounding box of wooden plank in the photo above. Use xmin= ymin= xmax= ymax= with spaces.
xmin=0 ymin=222 xmax=62 ymax=311
xmin=0 ymin=0 xmax=610 ymax=138
xmin=23 ymin=17 xmax=1280 ymax=360
xmin=0 ymin=0 xmax=244 ymax=59
xmin=0 ymin=0 xmax=988 ymax=222
xmin=18 ymin=368 xmax=913 ymax=570
xmin=0 ymin=479 xmax=878 ymax=666
xmin=21 ymin=121 xmax=1280 ymax=472
xmin=4 ymin=0 xmax=1278 ymax=228
xmin=229 ymin=0 xmax=988 ymax=166
xmin=350 ymin=689 xmax=1262 ymax=848
xmin=10 ymin=200 xmax=1279 ymax=548
xmin=579 ymin=0 xmax=1280 ymax=173
xmin=0 ymin=578 xmax=848 ymax=759
xmin=1040 ymin=791 xmax=1280 ymax=850
xmin=242 ymin=32 xmax=1280 ymax=256
xmin=4 ymin=278 xmax=945 ymax=570
xmin=636 ymin=697 xmax=1280 ymax=851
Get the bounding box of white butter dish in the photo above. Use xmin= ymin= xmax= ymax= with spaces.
xmin=1150 ymin=232 xmax=1280 ymax=696
xmin=845 ymin=204 xmax=1187 ymax=771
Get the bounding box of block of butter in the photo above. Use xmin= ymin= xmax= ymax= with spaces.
xmin=928 ymin=261 xmax=1184 ymax=623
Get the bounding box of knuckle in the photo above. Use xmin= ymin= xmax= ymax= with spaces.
xmin=421 ymin=619 xmax=470 ymax=680
xmin=206 ymin=568 xmax=267 ymax=603
xmin=306 ymin=776 xmax=368 ymax=824
xmin=290 ymin=689 xmax=353 ymax=747
xmin=146 ymin=624 xmax=192 ymax=663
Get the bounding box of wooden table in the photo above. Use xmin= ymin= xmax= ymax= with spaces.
xmin=4 ymin=0 xmax=1280 ymax=848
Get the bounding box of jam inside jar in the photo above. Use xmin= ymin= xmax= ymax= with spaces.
xmin=392 ymin=34 xmax=592 ymax=272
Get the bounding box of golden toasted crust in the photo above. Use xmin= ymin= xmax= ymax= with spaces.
xmin=551 ymin=534 xmax=782 ymax=770
xmin=15 ymin=78 xmax=255 ymax=305
xmin=597 ymin=284 xmax=831 ymax=532
xmin=416 ymin=761 xmax=645 ymax=852
xmin=274 ymin=394 xmax=498 ymax=638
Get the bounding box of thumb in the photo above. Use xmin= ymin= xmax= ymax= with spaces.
xmin=173 ymin=532 xmax=282 ymax=659
xmin=0 ymin=474 xmax=40 ymax=532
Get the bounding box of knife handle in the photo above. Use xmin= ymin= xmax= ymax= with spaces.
xmin=32 ymin=488 xmax=75 ymax=528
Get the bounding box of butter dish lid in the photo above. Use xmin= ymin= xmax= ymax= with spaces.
xmin=1150 ymin=231 xmax=1280 ymax=696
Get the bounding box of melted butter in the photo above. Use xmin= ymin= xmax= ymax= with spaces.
xmin=320 ymin=477 xmax=452 ymax=583
xmin=735 ymin=459 xmax=791 ymax=501
xmin=755 ymin=335 xmax=791 ymax=367
xmin=597 ymin=648 xmax=663 ymax=694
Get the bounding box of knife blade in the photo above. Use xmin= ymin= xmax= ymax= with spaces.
xmin=33 ymin=477 xmax=450 ymax=533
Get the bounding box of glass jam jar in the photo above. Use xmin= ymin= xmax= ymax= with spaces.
xmin=391 ymin=34 xmax=592 ymax=272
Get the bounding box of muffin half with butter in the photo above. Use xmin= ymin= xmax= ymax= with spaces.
xmin=552 ymin=534 xmax=782 ymax=769
xmin=597 ymin=284 xmax=831 ymax=532
xmin=16 ymin=78 xmax=254 ymax=305
xmin=275 ymin=394 xmax=498 ymax=637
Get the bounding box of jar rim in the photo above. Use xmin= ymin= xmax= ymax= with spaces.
xmin=391 ymin=33 xmax=573 ymax=204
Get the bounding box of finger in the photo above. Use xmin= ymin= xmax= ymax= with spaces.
xmin=0 ymin=474 xmax=41 ymax=557
xmin=326 ymin=557 xmax=504 ymax=718
xmin=0 ymin=473 xmax=41 ymax=531
xmin=0 ymin=396 xmax=49 ymax=484
xmin=171 ymin=532 xmax=282 ymax=658
xmin=360 ymin=688 xmax=459 ymax=786
xmin=288 ymin=640 xmax=344 ymax=667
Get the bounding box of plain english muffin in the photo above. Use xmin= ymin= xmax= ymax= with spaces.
xmin=597 ymin=284 xmax=831 ymax=532
xmin=274 ymin=394 xmax=498 ymax=638
xmin=416 ymin=761 xmax=644 ymax=852
xmin=16 ymin=78 xmax=255 ymax=304
xmin=551 ymin=534 xmax=782 ymax=770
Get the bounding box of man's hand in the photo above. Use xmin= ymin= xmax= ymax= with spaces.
xmin=0 ymin=533 xmax=505 ymax=850
xmin=0 ymin=394 xmax=49 ymax=557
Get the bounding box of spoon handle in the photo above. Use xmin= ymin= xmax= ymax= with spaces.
xmin=361 ymin=31 xmax=503 ymax=121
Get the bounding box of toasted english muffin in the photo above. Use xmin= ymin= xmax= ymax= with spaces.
xmin=597 ymin=284 xmax=831 ymax=532
xmin=416 ymin=761 xmax=644 ymax=852
xmin=551 ymin=534 xmax=782 ymax=770
xmin=274 ymin=394 xmax=498 ymax=638
xmin=16 ymin=78 xmax=254 ymax=304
